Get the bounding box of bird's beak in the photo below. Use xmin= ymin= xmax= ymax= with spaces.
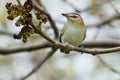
xmin=61 ymin=13 xmax=68 ymax=17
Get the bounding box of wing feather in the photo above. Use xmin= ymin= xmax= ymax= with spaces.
xmin=60 ymin=23 xmax=67 ymax=42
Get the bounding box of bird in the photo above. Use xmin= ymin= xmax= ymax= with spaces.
xmin=60 ymin=12 xmax=86 ymax=53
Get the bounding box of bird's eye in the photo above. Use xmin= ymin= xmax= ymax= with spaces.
xmin=71 ymin=16 xmax=77 ymax=18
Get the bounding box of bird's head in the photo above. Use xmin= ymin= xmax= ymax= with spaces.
xmin=62 ymin=12 xmax=84 ymax=25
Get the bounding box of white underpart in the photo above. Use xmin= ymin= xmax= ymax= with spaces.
xmin=61 ymin=22 xmax=85 ymax=46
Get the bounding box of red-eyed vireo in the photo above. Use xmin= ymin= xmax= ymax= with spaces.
xmin=60 ymin=13 xmax=86 ymax=48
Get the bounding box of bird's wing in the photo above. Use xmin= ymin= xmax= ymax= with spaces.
xmin=60 ymin=23 xmax=67 ymax=42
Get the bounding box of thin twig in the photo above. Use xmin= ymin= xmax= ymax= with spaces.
xmin=82 ymin=40 xmax=120 ymax=48
xmin=71 ymin=46 xmax=120 ymax=55
xmin=21 ymin=49 xmax=56 ymax=80
xmin=30 ymin=23 xmax=57 ymax=44
xmin=0 ymin=42 xmax=50 ymax=55
xmin=87 ymin=15 xmax=120 ymax=27
xmin=0 ymin=40 xmax=120 ymax=55
xmin=109 ymin=1 xmax=120 ymax=16
xmin=32 ymin=0 xmax=59 ymax=38
xmin=0 ymin=31 xmax=13 ymax=36
xmin=93 ymin=26 xmax=102 ymax=40
xmin=16 ymin=0 xmax=22 ymax=6
xmin=62 ymin=0 xmax=110 ymax=13
xmin=61 ymin=0 xmax=80 ymax=12
xmin=35 ymin=0 xmax=47 ymax=11
xmin=97 ymin=56 xmax=120 ymax=74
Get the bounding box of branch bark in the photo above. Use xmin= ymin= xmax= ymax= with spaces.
xmin=82 ymin=40 xmax=120 ymax=48
xmin=30 ymin=22 xmax=120 ymax=55
xmin=0 ymin=40 xmax=120 ymax=55
xmin=0 ymin=42 xmax=50 ymax=55
xmin=0 ymin=31 xmax=13 ymax=36
xmin=32 ymin=0 xmax=59 ymax=38
xmin=71 ymin=46 xmax=120 ymax=55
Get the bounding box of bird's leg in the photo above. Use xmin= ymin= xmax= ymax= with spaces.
xmin=79 ymin=45 xmax=85 ymax=54
xmin=60 ymin=43 xmax=71 ymax=54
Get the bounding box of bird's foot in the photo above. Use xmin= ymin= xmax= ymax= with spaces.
xmin=60 ymin=43 xmax=71 ymax=54
xmin=80 ymin=45 xmax=85 ymax=54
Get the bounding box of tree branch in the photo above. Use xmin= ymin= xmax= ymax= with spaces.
xmin=82 ymin=40 xmax=120 ymax=48
xmin=97 ymin=56 xmax=120 ymax=74
xmin=87 ymin=15 xmax=120 ymax=27
xmin=71 ymin=46 xmax=120 ymax=55
xmin=0 ymin=42 xmax=50 ymax=55
xmin=0 ymin=31 xmax=13 ymax=36
xmin=32 ymin=0 xmax=59 ymax=38
xmin=16 ymin=0 xmax=22 ymax=6
xmin=30 ymin=22 xmax=120 ymax=55
xmin=109 ymin=1 xmax=120 ymax=16
xmin=0 ymin=40 xmax=120 ymax=55
xmin=62 ymin=0 xmax=110 ymax=13
xmin=0 ymin=13 xmax=120 ymax=55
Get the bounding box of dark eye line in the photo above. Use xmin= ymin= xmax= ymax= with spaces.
xmin=70 ymin=16 xmax=77 ymax=18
